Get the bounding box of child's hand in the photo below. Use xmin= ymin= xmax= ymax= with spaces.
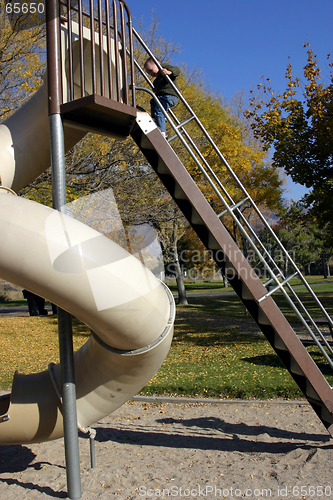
xmin=160 ymin=68 xmax=172 ymax=76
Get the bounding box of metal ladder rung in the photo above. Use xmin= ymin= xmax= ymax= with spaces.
xmin=168 ymin=116 xmax=196 ymax=142
xmin=176 ymin=115 xmax=196 ymax=129
xmin=258 ymin=271 xmax=299 ymax=303
xmin=264 ymin=273 xmax=283 ymax=284
xmin=262 ymin=272 xmax=284 ymax=288
xmin=217 ymin=197 xmax=250 ymax=218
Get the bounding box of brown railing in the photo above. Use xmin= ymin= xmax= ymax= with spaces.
xmin=46 ymin=0 xmax=135 ymax=113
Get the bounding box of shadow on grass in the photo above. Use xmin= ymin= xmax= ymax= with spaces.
xmin=179 ymin=296 xmax=246 ymax=317
xmin=173 ymin=329 xmax=265 ymax=347
xmin=243 ymin=354 xmax=285 ymax=368
xmin=244 ymin=352 xmax=333 ymax=379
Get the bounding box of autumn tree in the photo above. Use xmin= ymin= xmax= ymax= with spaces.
xmin=0 ymin=0 xmax=45 ymax=119
xmin=247 ymin=44 xmax=333 ymax=244
xmin=177 ymin=227 xmax=225 ymax=284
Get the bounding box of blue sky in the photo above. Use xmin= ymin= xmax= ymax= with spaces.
xmin=128 ymin=0 xmax=332 ymax=201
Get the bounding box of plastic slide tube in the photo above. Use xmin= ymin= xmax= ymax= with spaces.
xmin=0 ymin=25 xmax=175 ymax=443
xmin=0 ymin=193 xmax=174 ymax=445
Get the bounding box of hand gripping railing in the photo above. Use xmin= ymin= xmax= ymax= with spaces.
xmin=132 ymin=27 xmax=333 ymax=374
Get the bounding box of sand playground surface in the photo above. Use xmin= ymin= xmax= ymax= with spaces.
xmin=1 ymin=397 xmax=333 ymax=499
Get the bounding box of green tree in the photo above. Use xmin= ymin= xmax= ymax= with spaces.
xmin=247 ymin=44 xmax=333 ymax=244
xmin=268 ymin=202 xmax=331 ymax=277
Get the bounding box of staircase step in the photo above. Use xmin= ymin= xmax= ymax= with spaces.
xmin=157 ymin=158 xmax=170 ymax=174
xmin=208 ymin=233 xmax=220 ymax=250
xmin=274 ymin=333 xmax=288 ymax=351
xmin=140 ymin=135 xmax=154 ymax=150
xmin=241 ymin=283 xmax=253 ymax=301
xmin=290 ymin=357 xmax=305 ymax=376
xmin=257 ymin=309 xmax=271 ymax=326
xmin=306 ymin=381 xmax=321 ymax=402
xmin=174 ymin=184 xmax=187 ymax=200
xmin=191 ymin=208 xmax=204 ymax=225
xmin=321 ymin=406 xmax=333 ymax=426
xmin=225 ymin=262 xmax=237 ymax=278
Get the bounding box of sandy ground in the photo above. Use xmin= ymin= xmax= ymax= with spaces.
xmin=1 ymin=398 xmax=333 ymax=500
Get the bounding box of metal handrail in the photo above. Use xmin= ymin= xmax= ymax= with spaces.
xmin=132 ymin=29 xmax=333 ymax=368
xmin=57 ymin=0 xmax=136 ymax=107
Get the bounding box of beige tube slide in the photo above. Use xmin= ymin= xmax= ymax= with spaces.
xmin=0 ymin=29 xmax=175 ymax=446
xmin=0 ymin=82 xmax=87 ymax=194
xmin=0 ymin=193 xmax=174 ymax=445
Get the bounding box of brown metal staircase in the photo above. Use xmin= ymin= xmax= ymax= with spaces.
xmin=53 ymin=0 xmax=333 ymax=434
xmin=130 ymin=111 xmax=333 ymax=435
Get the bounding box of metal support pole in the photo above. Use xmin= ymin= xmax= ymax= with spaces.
xmin=89 ymin=429 xmax=96 ymax=469
xmin=50 ymin=114 xmax=66 ymax=210
xmin=49 ymin=114 xmax=82 ymax=500
xmin=46 ymin=0 xmax=81 ymax=496
xmin=57 ymin=306 xmax=82 ymax=499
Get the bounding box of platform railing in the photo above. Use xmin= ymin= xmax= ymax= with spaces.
xmin=132 ymin=28 xmax=333 ymax=374
xmin=47 ymin=0 xmax=136 ymax=108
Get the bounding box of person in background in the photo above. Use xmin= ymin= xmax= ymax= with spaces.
xmin=22 ymin=290 xmax=57 ymax=315
xmin=22 ymin=289 xmax=48 ymax=316
xmin=144 ymin=57 xmax=180 ymax=138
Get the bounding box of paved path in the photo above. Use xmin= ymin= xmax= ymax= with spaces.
xmin=0 ymin=305 xmax=55 ymax=317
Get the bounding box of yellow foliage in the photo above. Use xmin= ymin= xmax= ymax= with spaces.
xmin=0 ymin=1 xmax=45 ymax=120
xmin=0 ymin=317 xmax=89 ymax=390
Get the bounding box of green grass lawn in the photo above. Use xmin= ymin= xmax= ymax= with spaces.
xmin=1 ymin=288 xmax=333 ymax=399
xmin=141 ymin=291 xmax=333 ymax=399
xmin=0 ymin=299 xmax=27 ymax=307
xmin=142 ymin=325 xmax=300 ymax=399
xmin=166 ymin=275 xmax=333 ymax=295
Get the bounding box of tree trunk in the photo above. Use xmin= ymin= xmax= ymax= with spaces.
xmin=222 ymin=269 xmax=228 ymax=288
xmin=174 ymin=257 xmax=188 ymax=305
xmin=322 ymin=248 xmax=328 ymax=279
